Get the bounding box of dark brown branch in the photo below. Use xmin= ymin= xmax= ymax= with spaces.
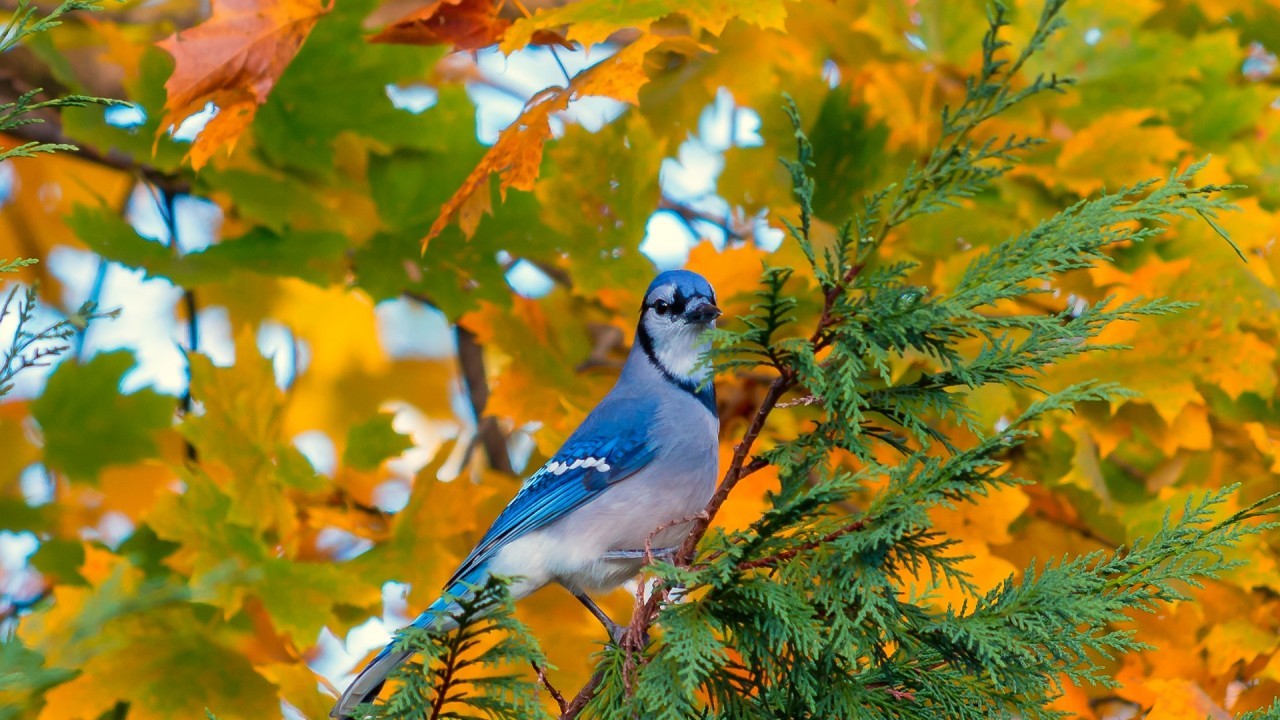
xmin=455 ymin=325 xmax=514 ymax=474
xmin=561 ymin=672 xmax=602 ymax=718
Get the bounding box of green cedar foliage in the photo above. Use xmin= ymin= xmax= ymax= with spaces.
xmin=365 ymin=3 xmax=1279 ymax=719
xmin=0 ymin=0 xmax=121 ymax=163
xmin=0 ymin=283 xmax=117 ymax=399
xmin=1 ymin=0 xmax=120 ymax=399
xmin=363 ymin=575 xmax=552 ymax=720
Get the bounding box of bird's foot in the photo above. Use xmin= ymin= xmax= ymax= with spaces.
xmin=571 ymin=589 xmax=650 ymax=647
xmin=607 ymin=619 xmax=650 ymax=648
xmin=605 ymin=617 xmax=628 ymax=645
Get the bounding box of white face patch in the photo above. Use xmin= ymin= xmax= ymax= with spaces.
xmin=640 ymin=296 xmax=715 ymax=385
xmin=644 ymin=316 xmax=712 ymax=382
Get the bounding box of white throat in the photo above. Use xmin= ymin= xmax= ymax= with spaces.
xmin=645 ymin=319 xmax=712 ymax=385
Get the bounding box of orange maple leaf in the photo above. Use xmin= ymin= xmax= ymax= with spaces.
xmin=156 ymin=0 xmax=333 ymax=170
xmin=423 ymin=33 xmax=663 ymax=248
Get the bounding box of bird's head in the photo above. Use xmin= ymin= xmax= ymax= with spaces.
xmin=636 ymin=270 xmax=720 ymax=385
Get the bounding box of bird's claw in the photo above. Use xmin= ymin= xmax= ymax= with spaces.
xmin=607 ymin=620 xmax=649 ymax=648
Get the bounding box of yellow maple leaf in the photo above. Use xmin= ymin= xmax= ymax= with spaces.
xmin=1055 ymin=110 xmax=1189 ymax=196
xmin=1144 ymin=679 xmax=1231 ymax=720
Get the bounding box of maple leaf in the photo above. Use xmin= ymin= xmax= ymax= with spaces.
xmin=157 ymin=0 xmax=333 ymax=169
xmin=423 ymin=33 xmax=663 ymax=247
xmin=368 ymin=0 xmax=570 ymax=51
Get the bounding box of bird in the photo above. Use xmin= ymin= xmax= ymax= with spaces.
xmin=331 ymin=269 xmax=722 ymax=718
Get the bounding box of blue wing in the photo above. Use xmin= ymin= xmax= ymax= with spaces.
xmin=446 ymin=394 xmax=657 ymax=586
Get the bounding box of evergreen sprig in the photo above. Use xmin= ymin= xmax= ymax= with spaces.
xmin=0 ymin=0 xmax=121 ymax=163
xmin=362 ymin=575 xmax=552 ymax=720
xmin=0 ymin=281 xmax=117 ymax=398
xmin=0 ymin=0 xmax=121 ymax=396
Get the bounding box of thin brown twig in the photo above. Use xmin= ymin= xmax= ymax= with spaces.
xmin=642 ymin=511 xmax=708 ymax=565
xmin=532 ymin=661 xmax=567 ymax=714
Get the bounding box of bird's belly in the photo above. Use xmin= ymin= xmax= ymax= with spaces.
xmin=544 ymin=464 xmax=716 ymax=592
xmin=485 ymin=472 xmax=714 ymax=595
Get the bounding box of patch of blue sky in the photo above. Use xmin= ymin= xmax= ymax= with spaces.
xmin=104 ymin=103 xmax=147 ymax=129
xmin=257 ymin=320 xmax=306 ymax=389
xmin=699 ymin=87 xmax=764 ymax=151
xmin=639 ymin=211 xmax=697 ymax=269
xmin=293 ymin=429 xmax=337 ymax=476
xmin=19 ymin=464 xmax=53 ymax=507
xmin=823 ymin=59 xmax=842 ymax=89
xmin=194 ymin=305 xmax=236 ymax=367
xmin=385 ymin=83 xmax=439 ymax=114
xmin=171 ymin=101 xmax=216 ymax=142
xmin=505 ymin=258 xmax=555 ymax=298
xmin=0 ymin=161 xmax=15 ymax=207
xmin=375 ymin=298 xmax=455 ymax=358
xmin=44 ymin=246 xmax=186 ymax=395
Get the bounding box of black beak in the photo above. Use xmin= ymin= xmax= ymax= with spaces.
xmin=684 ymin=303 xmax=722 ymax=324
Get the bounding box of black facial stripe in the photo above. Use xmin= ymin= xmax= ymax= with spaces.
xmin=645 ymin=295 xmax=686 ymax=315
xmin=636 ymin=320 xmax=717 ymax=414
xmin=642 ymin=289 xmax=717 ymax=315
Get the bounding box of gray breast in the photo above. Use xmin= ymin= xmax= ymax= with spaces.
xmin=548 ymin=386 xmax=719 ymax=592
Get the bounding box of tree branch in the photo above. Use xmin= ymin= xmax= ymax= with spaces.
xmin=532 ymin=661 xmax=567 ymax=714
xmin=455 ymin=324 xmax=513 ymax=474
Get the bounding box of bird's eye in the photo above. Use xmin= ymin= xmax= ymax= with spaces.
xmin=652 ymin=300 xmax=670 ymax=316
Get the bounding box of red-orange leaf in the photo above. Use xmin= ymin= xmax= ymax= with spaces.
xmin=423 ymin=33 xmax=662 ymax=247
xmin=368 ymin=0 xmax=506 ymax=50
xmin=157 ymin=0 xmax=332 ymax=169
xmin=368 ymin=0 xmax=570 ymax=50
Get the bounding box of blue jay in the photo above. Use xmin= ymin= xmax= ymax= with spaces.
xmin=332 ymin=270 xmax=721 ymax=718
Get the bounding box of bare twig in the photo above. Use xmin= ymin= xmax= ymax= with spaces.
xmin=658 ymin=195 xmax=751 ymax=242
xmin=642 ymin=511 xmax=708 ymax=565
xmin=532 ymin=661 xmax=567 ymax=714
xmin=455 ymin=325 xmax=514 ymax=474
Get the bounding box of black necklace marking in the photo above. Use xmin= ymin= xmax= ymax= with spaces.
xmin=636 ymin=320 xmax=717 ymax=414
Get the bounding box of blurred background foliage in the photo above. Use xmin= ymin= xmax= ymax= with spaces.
xmin=1 ymin=0 xmax=1280 ymax=718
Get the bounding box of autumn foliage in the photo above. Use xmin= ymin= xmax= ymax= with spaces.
xmin=3 ymin=0 xmax=1280 ymax=718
